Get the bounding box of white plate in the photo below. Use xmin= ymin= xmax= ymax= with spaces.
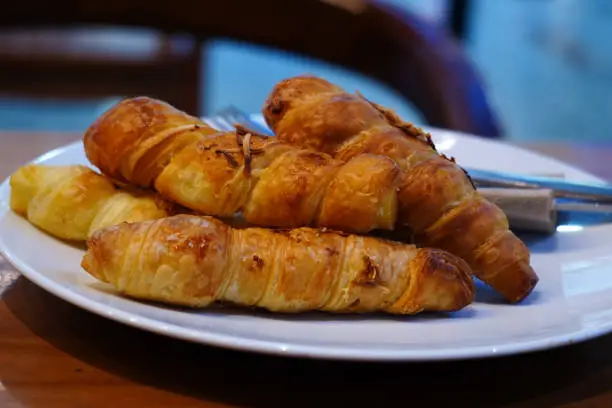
xmin=2 ymin=119 xmax=612 ymax=362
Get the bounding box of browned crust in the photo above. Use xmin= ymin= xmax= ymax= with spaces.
xmin=83 ymin=96 xmax=214 ymax=187
xmin=82 ymin=214 xmax=475 ymax=314
xmin=263 ymin=74 xmax=539 ymax=303
xmin=83 ymin=96 xmax=404 ymax=234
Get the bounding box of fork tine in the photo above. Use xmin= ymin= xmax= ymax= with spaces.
xmin=202 ymin=115 xmax=220 ymax=130
xmin=213 ymin=106 xmax=274 ymax=136
xmin=205 ymin=114 xmax=234 ymax=132
xmin=216 ymin=107 xmax=244 ymax=130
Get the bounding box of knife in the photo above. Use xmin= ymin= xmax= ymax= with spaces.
xmin=466 ymin=168 xmax=612 ymax=203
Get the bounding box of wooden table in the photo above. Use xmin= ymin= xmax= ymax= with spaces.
xmin=1 ymin=131 xmax=612 ymax=408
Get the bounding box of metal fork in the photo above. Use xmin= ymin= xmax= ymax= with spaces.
xmin=206 ymin=106 xmax=273 ymax=136
xmin=208 ymin=106 xmax=612 ymax=203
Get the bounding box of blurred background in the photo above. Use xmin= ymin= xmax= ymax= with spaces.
xmin=1 ymin=0 xmax=611 ymax=143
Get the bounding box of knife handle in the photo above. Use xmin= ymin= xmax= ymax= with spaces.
xmin=479 ymin=188 xmax=557 ymax=233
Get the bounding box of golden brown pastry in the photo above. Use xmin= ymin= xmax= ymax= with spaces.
xmin=10 ymin=164 xmax=175 ymax=240
xmin=82 ymin=214 xmax=475 ymax=314
xmin=83 ymin=97 xmax=400 ymax=233
xmin=262 ymin=75 xmax=539 ymax=303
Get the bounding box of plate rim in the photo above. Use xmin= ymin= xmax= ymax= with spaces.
xmin=1 ymin=128 xmax=611 ymax=362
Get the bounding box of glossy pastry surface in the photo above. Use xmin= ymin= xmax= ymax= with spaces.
xmin=82 ymin=214 xmax=475 ymax=314
xmin=83 ymin=97 xmax=401 ymax=233
xmin=262 ymin=75 xmax=539 ymax=303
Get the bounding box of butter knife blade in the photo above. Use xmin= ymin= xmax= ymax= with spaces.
xmin=467 ymin=168 xmax=612 ymax=202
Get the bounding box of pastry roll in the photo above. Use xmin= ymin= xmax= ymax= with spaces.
xmin=10 ymin=164 xmax=175 ymax=240
xmin=262 ymin=75 xmax=539 ymax=303
xmin=83 ymin=97 xmax=401 ymax=233
xmin=82 ymin=214 xmax=475 ymax=314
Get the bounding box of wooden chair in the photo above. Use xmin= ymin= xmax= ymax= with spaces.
xmin=0 ymin=27 xmax=201 ymax=116
xmin=0 ymin=0 xmax=502 ymax=138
